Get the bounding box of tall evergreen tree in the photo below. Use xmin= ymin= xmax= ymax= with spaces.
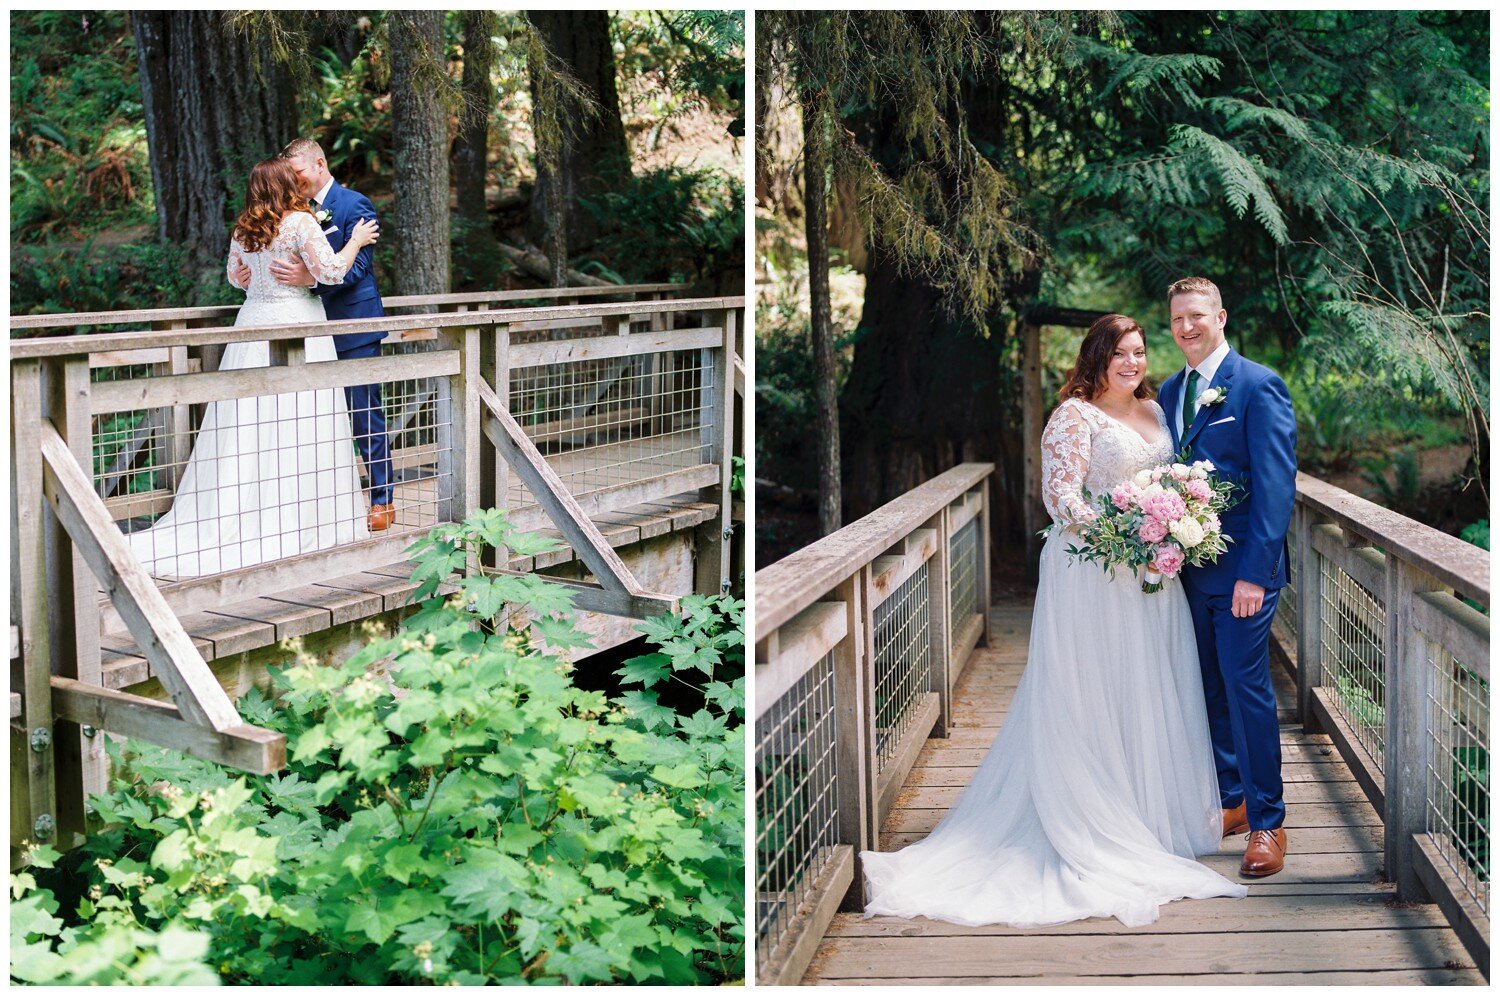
xmin=388 ymin=12 xmax=450 ymax=295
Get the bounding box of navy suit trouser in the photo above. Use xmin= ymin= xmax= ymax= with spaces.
xmin=335 ymin=339 xmax=393 ymax=507
xmin=1183 ymin=581 xmax=1286 ymax=830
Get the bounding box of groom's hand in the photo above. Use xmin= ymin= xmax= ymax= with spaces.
xmin=269 ymin=258 xmax=316 ymax=287
xmin=1231 ymin=579 xmax=1266 ymax=618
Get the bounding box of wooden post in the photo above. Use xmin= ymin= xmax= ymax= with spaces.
xmin=978 ymin=478 xmax=994 ymax=647
xmin=448 ymin=326 xmax=483 ymax=527
xmin=492 ymin=324 xmax=512 ymax=516
xmin=832 ymin=573 xmax=872 ymax=910
xmin=1021 ymin=319 xmax=1043 ymax=582
xmin=166 ymin=338 xmax=191 ymax=491
xmin=694 ymin=309 xmax=736 ymax=596
xmin=1385 ymin=557 xmax=1443 ymax=900
xmin=434 ymin=335 xmax=458 ymax=524
xmin=928 ymin=510 xmax=952 ymax=738
xmin=12 ymin=360 xmax=57 ymax=855
xmin=44 ymin=356 xmax=104 ymax=846
xmin=1294 ymin=504 xmax=1324 ymax=733
xmin=855 ymin=563 xmax=880 ymax=859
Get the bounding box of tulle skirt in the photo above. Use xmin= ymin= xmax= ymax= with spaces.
xmin=860 ymin=530 xmax=1247 ymax=928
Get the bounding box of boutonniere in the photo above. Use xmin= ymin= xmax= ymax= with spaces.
xmin=314 ymin=208 xmax=332 ymax=224
xmin=1197 ymin=386 xmax=1228 ymax=408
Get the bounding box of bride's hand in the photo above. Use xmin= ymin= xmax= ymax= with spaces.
xmin=350 ymin=217 xmax=380 ymax=247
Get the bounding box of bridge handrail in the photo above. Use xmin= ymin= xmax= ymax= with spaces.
xmin=753 ymin=462 xmax=993 ymax=984
xmin=9 ymin=282 xmax=685 ymax=332
xmin=1281 ymin=472 xmax=1489 ymax=973
xmin=9 ymin=296 xmax=746 ymax=359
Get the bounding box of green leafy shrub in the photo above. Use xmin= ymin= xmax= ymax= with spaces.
xmin=580 ymin=166 xmax=743 ymax=284
xmin=15 ymin=509 xmax=744 ymax=985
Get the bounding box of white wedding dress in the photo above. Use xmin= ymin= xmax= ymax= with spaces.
xmin=126 ymin=212 xmax=369 ymax=578
xmin=861 ymin=397 xmax=1246 ymax=927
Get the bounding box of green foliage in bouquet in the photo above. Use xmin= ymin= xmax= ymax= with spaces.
xmin=12 ymin=509 xmax=744 ymax=986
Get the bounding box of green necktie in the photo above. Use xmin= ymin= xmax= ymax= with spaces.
xmin=1182 ymin=369 xmax=1200 ymax=433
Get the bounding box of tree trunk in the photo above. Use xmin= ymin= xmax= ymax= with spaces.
xmin=526 ymin=11 xmax=629 ymax=266
xmin=840 ymin=249 xmax=1024 ymax=548
xmin=803 ymin=97 xmax=840 ymax=536
xmin=131 ymin=12 xmax=296 ymax=285
xmin=453 ymin=11 xmax=500 ymax=290
xmin=455 ymin=12 xmax=495 ymax=223
xmin=389 ymin=12 xmax=450 ymax=296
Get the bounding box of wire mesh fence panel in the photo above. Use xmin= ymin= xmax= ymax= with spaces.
xmin=1318 ymin=554 xmax=1388 ymax=767
xmin=91 ymin=360 xmax=172 ymax=505
xmin=1424 ymin=643 xmax=1490 ymax=914
xmin=754 ymin=651 xmax=839 ymax=975
xmin=1275 ymin=565 xmax=1299 ymax=648
xmin=949 ymin=515 xmax=980 ymax=636
xmin=97 ymin=350 xmax=452 ymax=583
xmin=506 ymin=347 xmax=713 ymax=510
xmin=873 ymin=562 xmax=932 ymax=773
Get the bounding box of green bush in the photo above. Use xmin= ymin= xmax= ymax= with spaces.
xmin=579 ymin=166 xmax=742 ymax=284
xmin=14 ymin=509 xmax=744 ymax=985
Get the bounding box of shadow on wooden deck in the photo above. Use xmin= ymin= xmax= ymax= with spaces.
xmin=803 ymin=597 xmax=1485 ymax=985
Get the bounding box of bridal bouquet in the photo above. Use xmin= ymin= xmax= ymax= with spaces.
xmin=1064 ymin=460 xmax=1238 ymax=592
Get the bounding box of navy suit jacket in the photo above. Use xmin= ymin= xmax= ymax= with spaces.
xmin=1159 ymin=348 xmax=1297 ymax=594
xmin=311 ymin=179 xmax=386 ymax=353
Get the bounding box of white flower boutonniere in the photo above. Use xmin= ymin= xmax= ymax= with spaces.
xmin=314 ymin=208 xmax=333 ymax=225
xmin=1196 ymin=386 xmax=1228 ymax=408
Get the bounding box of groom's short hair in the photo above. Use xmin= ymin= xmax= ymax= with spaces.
xmin=1167 ymin=276 xmax=1222 ymax=310
xmin=280 ymin=137 xmax=325 ymax=163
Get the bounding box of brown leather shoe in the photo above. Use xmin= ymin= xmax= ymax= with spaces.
xmin=1222 ymin=801 xmax=1249 ymax=837
xmin=1240 ymin=827 xmax=1288 ymax=877
xmin=367 ymin=503 xmax=395 ymax=532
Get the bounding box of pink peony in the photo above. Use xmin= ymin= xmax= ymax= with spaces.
xmin=1153 ymin=542 xmax=1186 ymax=577
xmin=1141 ymin=490 xmax=1188 ymax=523
xmin=1138 ymin=517 xmax=1169 ymax=543
xmin=1111 ymin=482 xmax=1140 ymax=510
xmin=1185 ymin=478 xmax=1213 ymax=502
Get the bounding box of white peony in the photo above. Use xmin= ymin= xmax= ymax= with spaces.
xmin=1134 ymin=469 xmax=1153 ymax=488
xmin=1189 ymin=465 xmax=1209 ymax=480
xmin=1169 ymin=516 xmax=1206 ymax=548
xmin=1169 ymin=463 xmax=1190 ymax=481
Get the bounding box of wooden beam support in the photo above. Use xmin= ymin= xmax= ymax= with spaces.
xmin=38 ymin=420 xmax=240 ymax=732
xmin=51 ymin=678 xmax=284 ymax=776
xmin=476 ymin=379 xmax=677 ymax=618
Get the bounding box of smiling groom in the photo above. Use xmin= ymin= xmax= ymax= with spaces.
xmin=1158 ymin=276 xmax=1297 ymax=878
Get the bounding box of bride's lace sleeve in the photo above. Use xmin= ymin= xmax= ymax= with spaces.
xmin=288 ymin=212 xmax=351 ymax=285
xmin=226 ymin=238 xmax=248 ymax=290
xmin=1042 ymin=399 xmax=1097 ymax=525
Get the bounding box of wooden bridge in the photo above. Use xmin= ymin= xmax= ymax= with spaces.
xmin=11 ymin=283 xmax=743 ymax=856
xmin=755 ymin=466 xmax=1489 ymax=984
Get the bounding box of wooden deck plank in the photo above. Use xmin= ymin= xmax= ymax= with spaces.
xmin=796 ymin=595 xmax=1483 ymax=986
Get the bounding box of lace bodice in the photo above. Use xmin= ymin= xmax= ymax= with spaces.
xmin=227 ymin=212 xmax=350 ymax=304
xmin=1042 ymin=398 xmax=1174 ymax=525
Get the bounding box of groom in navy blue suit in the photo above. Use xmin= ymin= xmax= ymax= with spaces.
xmin=1158 ymin=276 xmax=1297 ymax=878
xmin=258 ymin=137 xmax=394 ymax=532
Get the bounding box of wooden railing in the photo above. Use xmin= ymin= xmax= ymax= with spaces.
xmin=753 ymin=467 xmax=1489 ymax=983
xmin=752 ymin=463 xmax=992 ymax=985
xmin=11 ymin=292 xmax=742 ymax=855
xmin=1278 ymin=473 xmax=1490 ymax=973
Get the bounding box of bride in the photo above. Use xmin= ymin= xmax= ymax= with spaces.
xmin=861 ymin=314 xmax=1247 ymax=928
xmin=126 ymin=156 xmax=380 ymax=578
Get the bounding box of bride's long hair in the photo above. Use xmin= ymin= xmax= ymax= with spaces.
xmin=1059 ymin=314 xmax=1155 ymax=401
xmin=232 ymin=157 xmax=312 ymax=253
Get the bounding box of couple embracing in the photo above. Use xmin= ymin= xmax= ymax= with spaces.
xmin=128 ymin=138 xmax=395 ymax=578
xmin=862 ymin=277 xmax=1297 ymax=928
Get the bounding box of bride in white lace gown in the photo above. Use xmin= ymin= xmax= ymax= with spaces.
xmin=126 ymin=156 xmax=379 ymax=578
xmin=861 ymin=314 xmax=1247 ymax=928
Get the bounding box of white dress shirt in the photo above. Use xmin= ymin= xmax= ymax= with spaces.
xmin=1175 ymin=339 xmax=1231 ymax=438
xmin=312 ymin=176 xmax=335 ymax=211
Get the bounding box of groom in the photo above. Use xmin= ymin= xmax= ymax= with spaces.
xmin=1159 ymin=276 xmax=1297 ymax=878
xmin=234 ymin=137 xmax=395 ymax=531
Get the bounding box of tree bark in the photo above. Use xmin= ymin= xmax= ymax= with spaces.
xmin=389 ymin=12 xmax=450 ymax=296
xmin=803 ymin=97 xmax=841 ymax=536
xmin=131 ymin=12 xmax=296 ymax=281
xmin=455 ymin=11 xmax=495 ymax=224
xmin=526 ymin=11 xmax=629 ymax=267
